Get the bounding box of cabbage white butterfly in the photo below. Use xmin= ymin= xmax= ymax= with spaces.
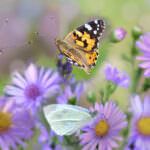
xmin=43 ymin=104 xmax=97 ymax=136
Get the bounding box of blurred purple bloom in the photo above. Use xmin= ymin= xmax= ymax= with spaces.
xmin=57 ymin=82 xmax=83 ymax=104
xmin=0 ymin=16 xmax=30 ymax=73
xmin=129 ymin=95 xmax=150 ymax=150
xmin=38 ymin=126 xmax=49 ymax=143
xmin=0 ymin=97 xmax=34 ymax=150
xmin=4 ymin=64 xmax=61 ymax=113
xmin=79 ymin=100 xmax=127 ymax=150
xmin=39 ymin=125 xmax=63 ymax=150
xmin=113 ymin=28 xmax=127 ymax=42
xmin=42 ymin=143 xmax=65 ymax=150
xmin=38 ymin=10 xmax=59 ymax=51
xmin=136 ymin=33 xmax=150 ymax=77
xmin=104 ymin=64 xmax=130 ymax=88
xmin=124 ymin=139 xmax=140 ymax=150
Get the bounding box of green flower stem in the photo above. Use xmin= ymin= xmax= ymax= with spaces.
xmin=120 ymin=112 xmax=132 ymax=149
xmin=102 ymin=81 xmax=118 ymax=103
xmin=87 ymin=91 xmax=96 ymax=106
xmin=130 ymin=38 xmax=142 ymax=93
xmin=100 ymin=88 xmax=105 ymax=105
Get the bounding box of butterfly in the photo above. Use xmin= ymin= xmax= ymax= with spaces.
xmin=56 ymin=19 xmax=105 ymax=73
xmin=43 ymin=104 xmax=97 ymax=136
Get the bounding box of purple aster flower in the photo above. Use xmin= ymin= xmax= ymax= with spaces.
xmin=111 ymin=28 xmax=127 ymax=42
xmin=136 ymin=33 xmax=150 ymax=77
xmin=56 ymin=82 xmax=83 ymax=104
xmin=104 ymin=64 xmax=130 ymax=88
xmin=4 ymin=64 xmax=61 ymax=113
xmin=128 ymin=95 xmax=150 ymax=150
xmin=79 ymin=100 xmax=127 ymax=150
xmin=38 ymin=125 xmax=63 ymax=150
xmin=0 ymin=97 xmax=34 ymax=150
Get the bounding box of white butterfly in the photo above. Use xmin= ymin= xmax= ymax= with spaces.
xmin=43 ymin=104 xmax=97 ymax=136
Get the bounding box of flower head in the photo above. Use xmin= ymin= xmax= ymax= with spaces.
xmin=111 ymin=28 xmax=127 ymax=42
xmin=79 ymin=100 xmax=127 ymax=150
xmin=57 ymin=82 xmax=83 ymax=104
xmin=0 ymin=97 xmax=34 ymax=150
xmin=4 ymin=64 xmax=61 ymax=113
xmin=132 ymin=25 xmax=143 ymax=39
xmin=104 ymin=64 xmax=130 ymax=88
xmin=136 ymin=33 xmax=150 ymax=77
xmin=129 ymin=95 xmax=150 ymax=150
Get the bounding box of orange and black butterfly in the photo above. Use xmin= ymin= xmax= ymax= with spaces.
xmin=56 ymin=19 xmax=105 ymax=73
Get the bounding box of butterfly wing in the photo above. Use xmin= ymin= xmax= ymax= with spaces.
xmin=65 ymin=19 xmax=105 ymax=53
xmin=43 ymin=104 xmax=94 ymax=135
xmin=56 ymin=39 xmax=99 ymax=73
xmin=56 ymin=19 xmax=105 ymax=73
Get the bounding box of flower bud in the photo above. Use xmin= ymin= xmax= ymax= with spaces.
xmin=132 ymin=25 xmax=143 ymax=40
xmin=87 ymin=91 xmax=96 ymax=104
xmin=111 ymin=28 xmax=127 ymax=43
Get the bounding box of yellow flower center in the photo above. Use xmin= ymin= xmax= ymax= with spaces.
xmin=0 ymin=111 xmax=12 ymax=132
xmin=94 ymin=120 xmax=109 ymax=137
xmin=136 ymin=117 xmax=150 ymax=136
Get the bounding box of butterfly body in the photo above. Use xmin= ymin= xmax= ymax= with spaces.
xmin=43 ymin=104 xmax=97 ymax=135
xmin=56 ymin=19 xmax=105 ymax=73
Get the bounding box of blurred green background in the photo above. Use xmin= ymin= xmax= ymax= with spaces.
xmin=0 ymin=0 xmax=149 ymax=149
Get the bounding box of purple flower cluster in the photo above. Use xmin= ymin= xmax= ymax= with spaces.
xmin=0 ymin=23 xmax=147 ymax=150
xmin=136 ymin=33 xmax=150 ymax=77
xmin=104 ymin=64 xmax=130 ymax=88
xmin=38 ymin=125 xmax=65 ymax=150
xmin=0 ymin=63 xmax=64 ymax=150
xmin=57 ymin=82 xmax=83 ymax=104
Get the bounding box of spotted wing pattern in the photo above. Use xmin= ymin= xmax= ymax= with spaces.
xmin=72 ymin=19 xmax=105 ymax=52
xmin=56 ymin=19 xmax=105 ymax=73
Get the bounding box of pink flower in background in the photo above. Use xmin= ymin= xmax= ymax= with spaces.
xmin=136 ymin=33 xmax=150 ymax=77
xmin=0 ymin=15 xmax=30 ymax=73
xmin=104 ymin=64 xmax=130 ymax=88
xmin=111 ymin=28 xmax=127 ymax=42
xmin=0 ymin=16 xmax=28 ymax=50
xmin=114 ymin=28 xmax=127 ymax=41
xmin=38 ymin=10 xmax=59 ymax=53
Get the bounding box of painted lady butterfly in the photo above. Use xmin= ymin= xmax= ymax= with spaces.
xmin=56 ymin=19 xmax=105 ymax=73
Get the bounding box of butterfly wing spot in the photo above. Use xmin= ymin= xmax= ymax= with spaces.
xmin=72 ymin=32 xmax=77 ymax=40
xmin=75 ymin=40 xmax=84 ymax=47
xmin=74 ymin=31 xmax=96 ymax=51
xmin=84 ymin=24 xmax=92 ymax=31
xmin=85 ymin=49 xmax=99 ymax=67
